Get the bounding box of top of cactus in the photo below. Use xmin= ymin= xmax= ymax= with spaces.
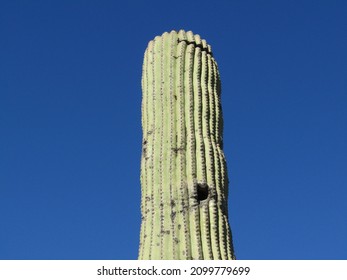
xmin=148 ymin=30 xmax=213 ymax=55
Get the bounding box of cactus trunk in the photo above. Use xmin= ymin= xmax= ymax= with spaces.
xmin=139 ymin=30 xmax=235 ymax=260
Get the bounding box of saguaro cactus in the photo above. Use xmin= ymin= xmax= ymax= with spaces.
xmin=139 ymin=30 xmax=235 ymax=260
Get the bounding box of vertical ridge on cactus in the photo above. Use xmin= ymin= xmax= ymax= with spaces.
xmin=139 ymin=30 xmax=235 ymax=260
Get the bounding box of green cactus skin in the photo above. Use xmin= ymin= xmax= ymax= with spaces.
xmin=139 ymin=30 xmax=235 ymax=260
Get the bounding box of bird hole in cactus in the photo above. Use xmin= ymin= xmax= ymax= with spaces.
xmin=197 ymin=183 xmax=209 ymax=203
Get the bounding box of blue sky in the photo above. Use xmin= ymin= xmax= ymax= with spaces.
xmin=1 ymin=0 xmax=346 ymax=260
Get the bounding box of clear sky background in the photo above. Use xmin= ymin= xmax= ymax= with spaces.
xmin=1 ymin=0 xmax=346 ymax=260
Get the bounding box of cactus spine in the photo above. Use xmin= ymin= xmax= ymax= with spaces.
xmin=139 ymin=30 xmax=235 ymax=260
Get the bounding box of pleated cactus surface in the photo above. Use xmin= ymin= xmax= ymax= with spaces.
xmin=139 ymin=30 xmax=235 ymax=260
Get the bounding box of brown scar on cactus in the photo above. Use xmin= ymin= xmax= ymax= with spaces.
xmin=139 ymin=30 xmax=235 ymax=260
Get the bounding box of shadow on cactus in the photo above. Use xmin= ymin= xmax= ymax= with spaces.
xmin=139 ymin=30 xmax=236 ymax=260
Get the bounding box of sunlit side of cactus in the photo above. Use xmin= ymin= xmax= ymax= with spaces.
xmin=139 ymin=30 xmax=235 ymax=260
